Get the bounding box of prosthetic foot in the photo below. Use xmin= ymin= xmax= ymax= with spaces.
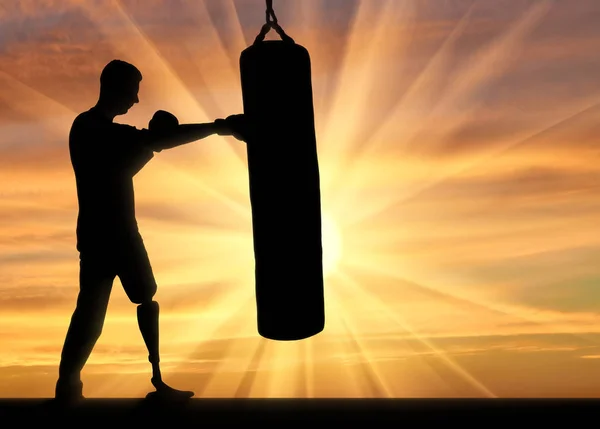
xmin=146 ymin=377 xmax=195 ymax=400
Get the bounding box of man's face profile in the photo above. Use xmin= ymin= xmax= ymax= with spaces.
xmin=115 ymin=80 xmax=139 ymax=115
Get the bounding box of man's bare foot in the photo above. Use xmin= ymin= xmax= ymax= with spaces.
xmin=146 ymin=377 xmax=194 ymax=400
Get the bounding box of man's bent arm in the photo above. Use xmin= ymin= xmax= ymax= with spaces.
xmin=147 ymin=121 xmax=226 ymax=152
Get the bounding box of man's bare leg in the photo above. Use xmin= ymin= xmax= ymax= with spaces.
xmin=137 ymin=300 xmax=194 ymax=398
xmin=55 ymin=259 xmax=114 ymax=402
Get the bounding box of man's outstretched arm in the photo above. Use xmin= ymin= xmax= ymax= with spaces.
xmin=147 ymin=114 xmax=245 ymax=152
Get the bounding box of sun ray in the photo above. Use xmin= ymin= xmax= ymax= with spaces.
xmin=172 ymin=296 xmax=255 ymax=398
xmin=220 ymin=0 xmax=252 ymax=63
xmin=295 ymin=339 xmax=309 ymax=398
xmin=330 ymin=294 xmax=394 ymax=397
xmin=154 ymin=0 xmax=248 ymax=162
xmin=329 ymin=275 xmax=478 ymax=397
xmin=79 ymin=0 xmax=209 ymax=121
xmin=172 ymin=0 xmax=243 ymax=112
xmin=263 ymin=340 xmax=302 ymax=397
xmin=343 ymin=253 xmax=600 ymax=343
xmin=142 ymin=225 xmax=254 ymax=284
xmin=166 ymin=284 xmax=258 ymax=396
xmin=338 ymin=93 xmax=600 ymax=228
xmin=197 ymin=335 xmax=261 ymax=397
xmin=305 ymin=336 xmax=319 ymax=398
xmin=335 ymin=271 xmax=497 ymax=397
xmin=307 ymin=288 xmax=364 ymax=397
xmin=327 ymin=2 xmax=475 ymax=211
xmin=328 ymin=1 xmax=553 ymax=223
xmin=320 ymin=0 xmax=385 ymax=128
xmin=320 ymin=0 xmax=417 ymax=191
xmin=394 ymin=100 xmax=600 ymax=208
xmin=341 ymin=259 xmax=516 ymax=320
xmin=0 ymin=71 xmax=74 ymax=136
xmin=233 ymin=337 xmax=269 ymax=398
xmin=410 ymin=1 xmax=553 ymax=154
xmin=111 ymin=0 xmax=252 ymax=202
xmin=328 ymin=1 xmax=551 ymax=217
xmin=138 ymin=161 xmax=250 ymax=221
xmin=341 ymin=1 xmax=475 ymax=165
xmin=287 ymin=0 xmax=335 ymax=127
xmin=321 ymin=211 xmax=344 ymax=278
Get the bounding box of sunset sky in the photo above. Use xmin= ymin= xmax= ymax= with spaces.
xmin=2 ymin=0 xmax=600 ymax=398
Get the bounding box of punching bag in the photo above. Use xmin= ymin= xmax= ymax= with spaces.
xmin=240 ymin=1 xmax=325 ymax=341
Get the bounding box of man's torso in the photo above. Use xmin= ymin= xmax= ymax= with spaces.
xmin=69 ymin=107 xmax=154 ymax=252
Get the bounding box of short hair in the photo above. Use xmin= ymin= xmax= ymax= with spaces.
xmin=100 ymin=59 xmax=142 ymax=93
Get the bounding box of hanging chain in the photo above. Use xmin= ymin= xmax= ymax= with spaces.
xmin=266 ymin=0 xmax=277 ymax=25
xmin=253 ymin=0 xmax=294 ymax=45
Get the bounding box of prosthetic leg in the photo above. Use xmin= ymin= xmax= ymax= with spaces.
xmin=137 ymin=301 xmax=194 ymax=399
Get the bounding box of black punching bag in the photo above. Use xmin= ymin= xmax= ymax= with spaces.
xmin=240 ymin=1 xmax=325 ymax=341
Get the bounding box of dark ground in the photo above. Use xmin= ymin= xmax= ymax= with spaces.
xmin=0 ymin=399 xmax=598 ymax=424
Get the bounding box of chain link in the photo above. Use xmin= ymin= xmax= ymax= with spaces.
xmin=253 ymin=0 xmax=294 ymax=45
xmin=266 ymin=0 xmax=277 ymax=24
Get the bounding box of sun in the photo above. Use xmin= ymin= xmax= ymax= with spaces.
xmin=321 ymin=212 xmax=343 ymax=278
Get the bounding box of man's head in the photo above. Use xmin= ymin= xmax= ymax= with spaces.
xmin=99 ymin=59 xmax=142 ymax=115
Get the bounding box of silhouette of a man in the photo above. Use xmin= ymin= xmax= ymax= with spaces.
xmin=55 ymin=59 xmax=246 ymax=401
